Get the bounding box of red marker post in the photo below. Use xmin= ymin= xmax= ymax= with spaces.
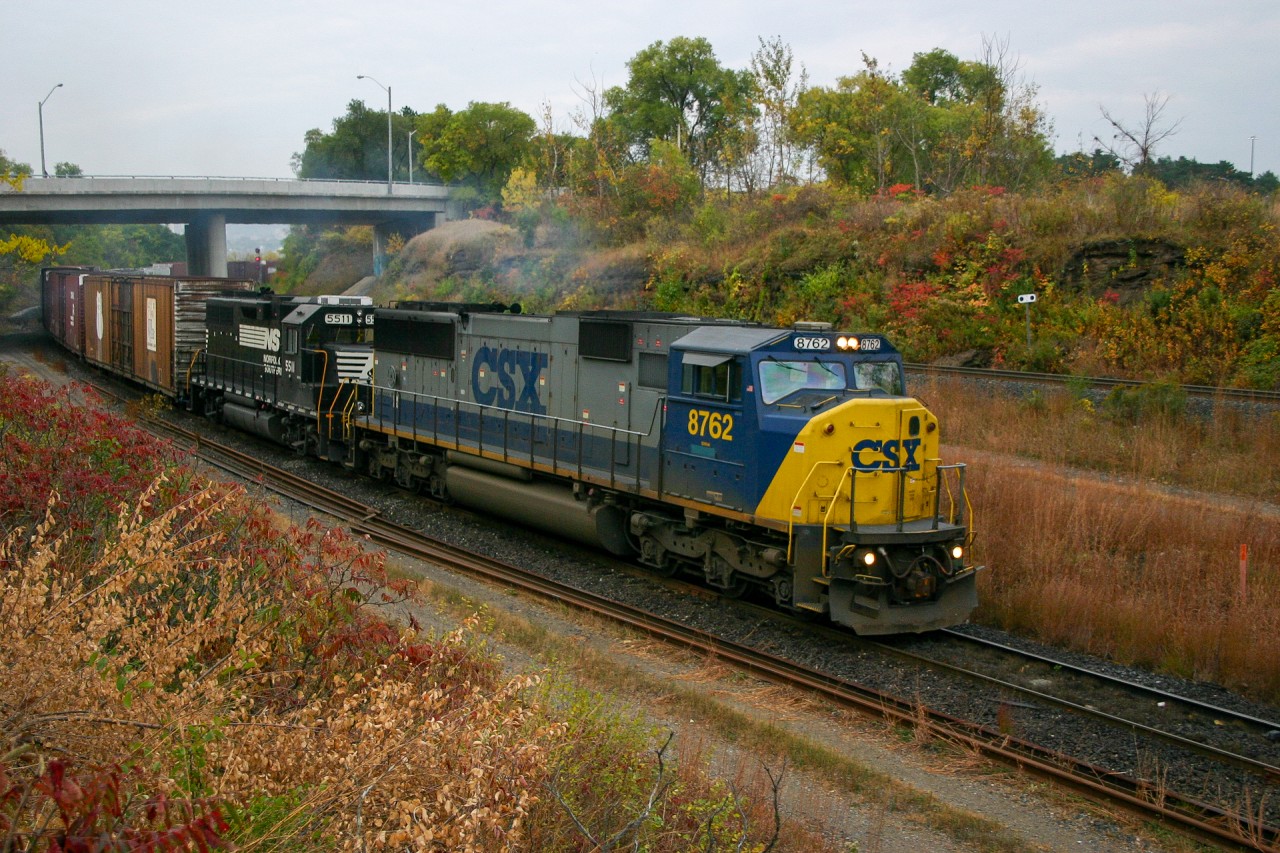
xmin=1239 ymin=544 xmax=1249 ymax=605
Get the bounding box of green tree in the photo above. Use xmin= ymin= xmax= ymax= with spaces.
xmin=791 ymin=44 xmax=1053 ymax=194
xmin=790 ymin=55 xmax=909 ymax=191
xmin=604 ymin=37 xmax=752 ymax=189
xmin=743 ymin=35 xmax=808 ymax=191
xmin=1057 ymin=148 xmax=1124 ymax=179
xmin=414 ymin=101 xmax=537 ymax=206
xmin=293 ymin=99 xmax=418 ymax=182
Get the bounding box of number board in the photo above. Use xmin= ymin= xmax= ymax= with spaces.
xmin=793 ymin=335 xmax=831 ymax=351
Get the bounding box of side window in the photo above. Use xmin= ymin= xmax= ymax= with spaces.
xmin=853 ymin=361 xmax=903 ymax=395
xmin=285 ymin=328 xmax=299 ymax=354
xmin=681 ymin=359 xmax=742 ymax=402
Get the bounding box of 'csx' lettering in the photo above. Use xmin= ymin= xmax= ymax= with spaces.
xmin=472 ymin=347 xmax=548 ymax=414
xmin=852 ymin=438 xmax=923 ymax=472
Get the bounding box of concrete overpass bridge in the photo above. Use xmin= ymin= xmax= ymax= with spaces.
xmin=0 ymin=176 xmax=453 ymax=276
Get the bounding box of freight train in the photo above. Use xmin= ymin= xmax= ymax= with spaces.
xmin=40 ymin=268 xmax=981 ymax=634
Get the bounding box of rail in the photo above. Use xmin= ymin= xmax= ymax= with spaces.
xmin=907 ymin=362 xmax=1280 ymax=404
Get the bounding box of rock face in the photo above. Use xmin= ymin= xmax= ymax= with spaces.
xmin=383 ymin=219 xmax=651 ymax=309
xmin=1059 ymin=237 xmax=1184 ymax=305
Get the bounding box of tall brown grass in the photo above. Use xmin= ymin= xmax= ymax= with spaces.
xmin=918 ymin=377 xmax=1280 ymax=702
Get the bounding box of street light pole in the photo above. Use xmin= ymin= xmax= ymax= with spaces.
xmin=38 ymin=83 xmax=63 ymax=177
xmin=1250 ymin=135 xmax=1257 ymax=178
xmin=357 ymin=74 xmax=393 ymax=194
xmin=407 ymin=128 xmax=417 ymax=185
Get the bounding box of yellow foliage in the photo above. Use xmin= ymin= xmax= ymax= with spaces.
xmin=501 ymin=167 xmax=540 ymax=213
xmin=0 ymin=232 xmax=66 ymax=264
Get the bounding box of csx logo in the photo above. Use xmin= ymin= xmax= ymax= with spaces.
xmin=852 ymin=438 xmax=923 ymax=472
xmin=472 ymin=346 xmax=548 ymax=414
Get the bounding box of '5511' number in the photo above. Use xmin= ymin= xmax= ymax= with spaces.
xmin=687 ymin=409 xmax=734 ymax=441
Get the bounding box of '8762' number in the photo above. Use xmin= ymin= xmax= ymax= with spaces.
xmin=687 ymin=409 xmax=734 ymax=441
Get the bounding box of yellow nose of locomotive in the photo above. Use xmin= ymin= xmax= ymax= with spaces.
xmin=755 ymin=396 xmax=942 ymax=530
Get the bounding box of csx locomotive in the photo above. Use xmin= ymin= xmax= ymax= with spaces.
xmin=42 ymin=271 xmax=980 ymax=634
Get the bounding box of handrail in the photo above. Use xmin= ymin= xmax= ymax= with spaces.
xmin=183 ymin=347 xmax=204 ymax=399
xmin=366 ymin=381 xmax=658 ymax=494
xmin=339 ymin=384 xmax=361 ymax=441
xmin=310 ymin=348 xmax=330 ymax=437
xmin=785 ymin=460 xmax=847 ymax=564
xmin=790 ymin=459 xmax=972 ymax=574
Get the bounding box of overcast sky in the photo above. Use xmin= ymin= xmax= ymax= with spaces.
xmin=4 ymin=0 xmax=1277 ymax=180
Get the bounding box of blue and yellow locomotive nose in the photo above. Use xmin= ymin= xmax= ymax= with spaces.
xmin=755 ymin=394 xmax=978 ymax=633
xmin=756 ymin=396 xmax=944 ymax=530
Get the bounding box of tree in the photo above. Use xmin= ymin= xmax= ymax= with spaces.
xmin=745 ymin=35 xmax=808 ymax=190
xmin=1095 ymin=91 xmax=1182 ymax=173
xmin=604 ymin=37 xmax=753 ymax=189
xmin=414 ymin=101 xmax=537 ymax=206
xmin=293 ymin=100 xmax=418 ymax=182
xmin=790 ymin=43 xmax=1053 ymax=194
xmin=1 ymin=150 xmax=64 ymax=308
xmin=790 ymin=55 xmax=910 ymax=192
xmin=901 ymin=47 xmax=995 ymax=105
xmin=1057 ymin=148 xmax=1124 ymax=179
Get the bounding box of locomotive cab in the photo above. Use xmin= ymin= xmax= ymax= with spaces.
xmin=664 ymin=325 xmax=980 ymax=634
xmin=195 ymin=293 xmax=374 ymax=456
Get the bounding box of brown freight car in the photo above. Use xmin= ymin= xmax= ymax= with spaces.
xmin=40 ymin=267 xmax=96 ymax=355
xmin=79 ymin=273 xmax=255 ymax=397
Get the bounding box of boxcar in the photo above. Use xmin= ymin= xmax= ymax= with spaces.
xmin=80 ymin=273 xmax=254 ymax=398
xmin=39 ymin=267 xmax=96 ymax=356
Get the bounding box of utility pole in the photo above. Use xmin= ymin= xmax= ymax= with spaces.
xmin=357 ymin=75 xmax=393 ymax=194
xmin=39 ymin=83 xmax=63 ymax=177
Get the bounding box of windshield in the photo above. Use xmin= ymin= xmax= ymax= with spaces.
xmin=758 ymin=358 xmax=902 ymax=404
xmin=853 ymin=360 xmax=903 ymax=395
xmin=759 ymin=360 xmax=846 ymax=404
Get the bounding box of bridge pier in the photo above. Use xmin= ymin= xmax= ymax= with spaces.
xmin=373 ymin=214 xmax=437 ymax=277
xmin=186 ymin=213 xmax=228 ymax=277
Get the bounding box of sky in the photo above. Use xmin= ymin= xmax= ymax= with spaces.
xmin=3 ymin=0 xmax=1278 ymax=181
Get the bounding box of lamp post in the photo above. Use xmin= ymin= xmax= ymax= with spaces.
xmin=1250 ymin=135 xmax=1257 ymax=179
xmin=357 ymin=74 xmax=393 ymax=194
xmin=38 ymin=83 xmax=63 ymax=177
xmin=407 ymin=128 xmax=418 ymax=185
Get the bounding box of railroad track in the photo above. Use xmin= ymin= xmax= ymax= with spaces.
xmin=931 ymin=628 xmax=1280 ymax=779
xmin=905 ymin=362 xmax=1280 ymax=405
xmin=138 ymin=410 xmax=1279 ymax=851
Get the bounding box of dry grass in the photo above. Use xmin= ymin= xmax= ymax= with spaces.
xmin=918 ymin=377 xmax=1280 ymax=701
xmin=920 ymin=375 xmax=1280 ymax=501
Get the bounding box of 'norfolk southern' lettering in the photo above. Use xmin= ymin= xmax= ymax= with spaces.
xmin=471 ymin=347 xmax=549 ymax=414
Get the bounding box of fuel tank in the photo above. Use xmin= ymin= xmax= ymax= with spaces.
xmin=443 ymin=465 xmax=633 ymax=556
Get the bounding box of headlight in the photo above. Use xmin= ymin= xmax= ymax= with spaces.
xmin=951 ymin=545 xmax=964 ymax=560
xmin=836 ymin=336 xmax=861 ymax=351
xmin=861 ymin=550 xmax=877 ymax=567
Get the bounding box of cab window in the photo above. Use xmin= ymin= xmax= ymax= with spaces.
xmin=681 ymin=357 xmax=742 ymax=402
xmin=853 ymin=360 xmax=903 ymax=395
xmin=759 ymin=359 xmax=845 ymax=404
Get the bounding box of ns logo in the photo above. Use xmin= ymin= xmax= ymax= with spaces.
xmin=239 ymin=324 xmax=281 ymax=352
xmin=471 ymin=346 xmax=549 ymax=414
